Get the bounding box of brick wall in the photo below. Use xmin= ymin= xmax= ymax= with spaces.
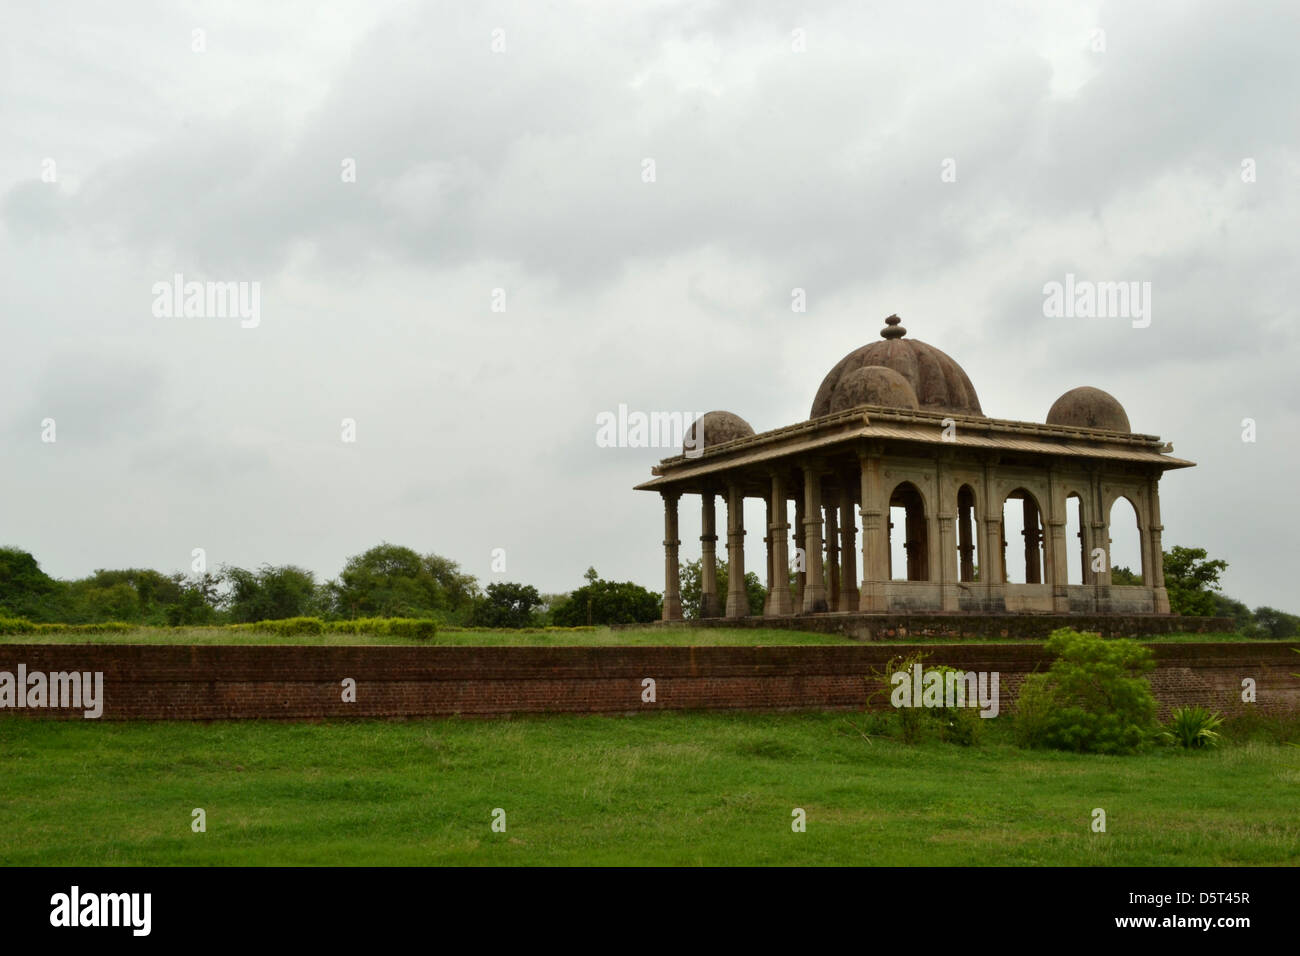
xmin=1 ymin=642 xmax=1295 ymax=721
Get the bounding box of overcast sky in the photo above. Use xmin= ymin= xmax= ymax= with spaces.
xmin=2 ymin=0 xmax=1297 ymax=609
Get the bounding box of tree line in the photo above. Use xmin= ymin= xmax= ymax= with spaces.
xmin=0 ymin=542 xmax=663 ymax=628
xmin=1 ymin=541 xmax=1294 ymax=635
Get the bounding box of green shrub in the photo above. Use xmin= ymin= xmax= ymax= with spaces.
xmin=246 ymin=617 xmax=325 ymax=636
xmin=320 ymin=618 xmax=436 ymax=639
xmin=1013 ymin=628 xmax=1158 ymax=754
xmin=550 ymin=568 xmax=661 ymax=626
xmin=1159 ymin=706 xmax=1225 ymax=749
xmin=867 ymin=652 xmax=982 ymax=746
xmin=3 ymin=620 xmax=133 ymax=635
xmin=384 ymin=618 xmax=437 ymax=640
xmin=323 ymin=617 xmax=386 ymax=635
xmin=1011 ymin=675 xmax=1055 ymax=749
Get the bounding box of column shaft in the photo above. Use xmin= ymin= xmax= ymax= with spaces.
xmin=700 ymin=492 xmax=719 ymax=618
xmin=826 ymin=498 xmax=840 ymax=611
xmin=725 ymin=483 xmax=747 ymax=618
xmin=839 ymin=485 xmax=859 ymax=612
xmin=768 ymin=474 xmax=793 ymax=615
xmin=661 ymin=492 xmax=683 ymax=621
xmin=802 ymin=465 xmax=827 ymax=612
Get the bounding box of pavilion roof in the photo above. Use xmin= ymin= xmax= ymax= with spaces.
xmin=633 ymin=405 xmax=1193 ymax=492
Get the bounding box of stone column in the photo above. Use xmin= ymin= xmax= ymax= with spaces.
xmin=1092 ymin=521 xmax=1112 ymax=584
xmin=905 ymin=502 xmax=928 ymax=581
xmin=938 ymin=513 xmax=958 ymax=608
xmin=801 ymin=464 xmax=827 ymax=613
xmin=725 ymin=482 xmax=747 ymax=618
xmin=768 ymin=473 xmax=793 ymax=616
xmin=793 ymin=489 xmax=806 ymax=610
xmin=661 ymin=491 xmax=683 ymax=621
xmin=1148 ymin=475 xmax=1170 ymax=613
xmin=958 ymin=498 xmax=975 ymax=581
xmin=763 ymin=494 xmax=774 ymax=615
xmin=839 ymin=486 xmax=859 ymax=612
xmin=1022 ymin=497 xmax=1042 ymax=584
xmin=859 ymin=452 xmax=889 ymax=611
xmin=1076 ymin=517 xmax=1091 ymax=586
xmin=1047 ymin=519 xmax=1069 ymax=609
xmin=700 ymin=492 xmax=719 ymax=619
xmin=825 ymin=495 xmax=840 ymax=611
xmin=983 ymin=461 xmax=1004 ymax=586
xmin=1092 ymin=474 xmax=1111 ymax=587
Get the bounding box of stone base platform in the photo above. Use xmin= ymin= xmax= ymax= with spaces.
xmin=644 ymin=613 xmax=1236 ymax=642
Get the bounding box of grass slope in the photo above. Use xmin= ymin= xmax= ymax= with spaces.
xmin=2 ymin=713 xmax=1296 ymax=866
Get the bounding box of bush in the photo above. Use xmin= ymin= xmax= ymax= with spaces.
xmin=550 ymin=568 xmax=661 ymax=626
xmin=867 ymin=651 xmax=983 ymax=747
xmin=1011 ymin=675 xmax=1055 ymax=749
xmin=0 ymin=620 xmax=133 ymax=635
xmin=1159 ymin=706 xmax=1225 ymax=749
xmin=246 ymin=617 xmax=325 ymax=636
xmin=324 ymin=617 xmax=386 ymax=635
xmin=319 ymin=618 xmax=436 ymax=639
xmin=1013 ymin=628 xmax=1158 ymax=754
xmin=384 ymin=618 xmax=437 ymax=640
xmin=469 ymin=583 xmax=542 ymax=629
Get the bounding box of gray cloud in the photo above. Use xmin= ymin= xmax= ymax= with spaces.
xmin=0 ymin=0 xmax=1296 ymax=608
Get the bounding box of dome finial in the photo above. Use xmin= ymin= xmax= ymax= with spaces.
xmin=881 ymin=314 xmax=906 ymax=339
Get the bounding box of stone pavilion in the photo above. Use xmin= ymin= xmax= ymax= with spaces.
xmin=635 ymin=315 xmax=1193 ymax=620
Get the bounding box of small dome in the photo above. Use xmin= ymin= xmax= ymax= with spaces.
xmin=1046 ymin=386 xmax=1131 ymax=433
xmin=811 ymin=315 xmax=984 ymax=419
xmin=683 ymin=410 xmax=754 ymax=452
xmin=829 ymin=365 xmax=919 ymax=413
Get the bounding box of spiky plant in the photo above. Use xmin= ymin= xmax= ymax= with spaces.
xmin=1159 ymin=706 xmax=1225 ymax=749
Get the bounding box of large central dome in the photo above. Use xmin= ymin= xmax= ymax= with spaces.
xmin=809 ymin=315 xmax=984 ymax=419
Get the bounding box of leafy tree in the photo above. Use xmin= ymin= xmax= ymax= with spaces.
xmin=1110 ymin=565 xmax=1141 ymax=586
xmin=326 ymin=543 xmax=477 ymax=618
xmin=83 ymin=569 xmax=182 ymax=609
xmin=550 ymin=567 xmax=661 ymax=626
xmin=470 ymin=582 xmax=542 ymax=628
xmin=1014 ymin=628 xmax=1158 ymax=754
xmin=222 ymin=564 xmax=320 ymax=622
xmin=421 ymin=553 xmax=479 ymax=612
xmin=679 ymin=557 xmax=767 ymax=619
xmin=81 ymin=582 xmax=139 ymax=621
xmin=1251 ymin=606 xmax=1300 ymax=639
xmin=1212 ymin=593 xmax=1256 ymax=632
xmin=0 ymin=546 xmax=60 ymax=619
xmin=163 ymin=572 xmax=220 ymax=625
xmin=1162 ymin=546 xmax=1228 ymax=616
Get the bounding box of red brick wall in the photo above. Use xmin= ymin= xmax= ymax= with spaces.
xmin=0 ymin=643 xmax=1295 ymax=721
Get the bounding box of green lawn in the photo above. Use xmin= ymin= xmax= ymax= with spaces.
xmin=0 ymin=625 xmax=1261 ymax=646
xmin=2 ymin=713 xmax=1296 ymax=866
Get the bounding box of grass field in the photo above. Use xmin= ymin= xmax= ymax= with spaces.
xmin=2 ymin=713 xmax=1297 ymax=866
xmin=0 ymin=625 xmax=1264 ymax=646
